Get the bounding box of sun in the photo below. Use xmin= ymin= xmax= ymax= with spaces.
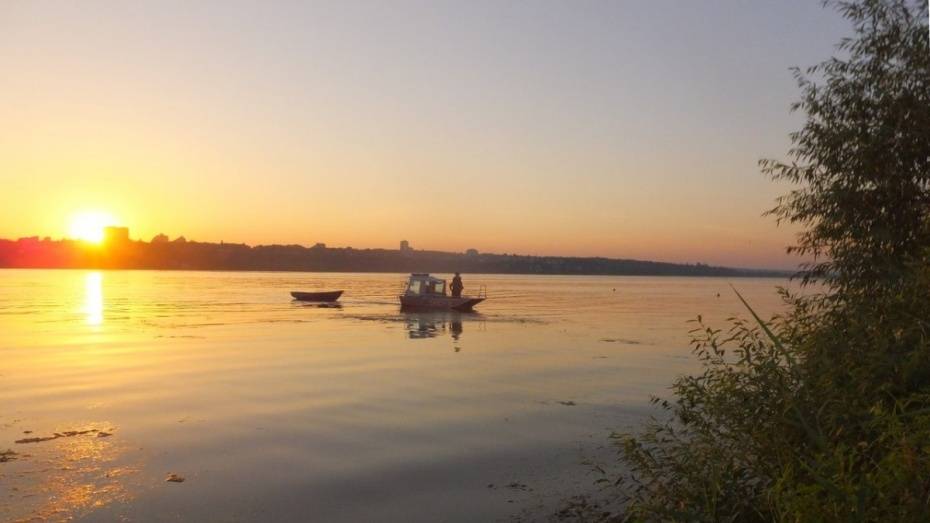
xmin=68 ymin=211 xmax=118 ymax=244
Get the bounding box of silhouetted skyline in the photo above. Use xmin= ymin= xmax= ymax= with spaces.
xmin=0 ymin=230 xmax=788 ymax=277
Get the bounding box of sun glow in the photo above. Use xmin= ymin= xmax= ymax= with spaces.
xmin=68 ymin=212 xmax=117 ymax=244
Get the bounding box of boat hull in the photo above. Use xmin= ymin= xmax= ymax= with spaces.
xmin=290 ymin=290 xmax=343 ymax=302
xmin=399 ymin=295 xmax=483 ymax=311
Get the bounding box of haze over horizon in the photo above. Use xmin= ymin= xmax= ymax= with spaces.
xmin=1 ymin=1 xmax=852 ymax=271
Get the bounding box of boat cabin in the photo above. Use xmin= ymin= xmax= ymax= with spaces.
xmin=399 ymin=273 xmax=485 ymax=311
xmin=404 ymin=273 xmax=447 ymax=297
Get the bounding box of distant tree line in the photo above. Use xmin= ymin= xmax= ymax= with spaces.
xmin=0 ymin=236 xmax=784 ymax=277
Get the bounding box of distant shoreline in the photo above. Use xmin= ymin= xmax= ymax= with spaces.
xmin=0 ymin=236 xmax=793 ymax=278
xmin=0 ymin=266 xmax=793 ymax=278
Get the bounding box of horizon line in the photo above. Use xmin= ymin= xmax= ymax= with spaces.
xmin=2 ymin=233 xmax=797 ymax=275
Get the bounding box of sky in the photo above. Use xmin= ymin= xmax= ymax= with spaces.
xmin=0 ymin=1 xmax=853 ymax=269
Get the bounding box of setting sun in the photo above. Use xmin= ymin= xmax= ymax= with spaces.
xmin=68 ymin=211 xmax=117 ymax=244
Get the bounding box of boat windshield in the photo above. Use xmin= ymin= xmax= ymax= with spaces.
xmin=407 ymin=276 xmax=447 ymax=296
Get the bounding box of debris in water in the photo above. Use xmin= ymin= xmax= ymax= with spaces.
xmin=599 ymin=337 xmax=642 ymax=345
xmin=15 ymin=428 xmax=104 ymax=444
xmin=61 ymin=429 xmax=97 ymax=437
xmin=558 ymin=401 xmax=577 ymax=406
xmin=97 ymin=431 xmax=113 ymax=438
xmin=0 ymin=449 xmax=17 ymax=463
xmin=166 ymin=473 xmax=185 ymax=483
xmin=554 ymin=494 xmax=615 ymax=521
xmin=16 ymin=435 xmax=59 ymax=444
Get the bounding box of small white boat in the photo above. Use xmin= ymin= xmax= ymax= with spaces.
xmin=399 ymin=273 xmax=485 ymax=311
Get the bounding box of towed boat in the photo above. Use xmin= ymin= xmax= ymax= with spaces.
xmin=399 ymin=273 xmax=484 ymax=311
xmin=290 ymin=290 xmax=343 ymax=302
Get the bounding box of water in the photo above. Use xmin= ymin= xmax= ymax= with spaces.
xmin=0 ymin=270 xmax=790 ymax=522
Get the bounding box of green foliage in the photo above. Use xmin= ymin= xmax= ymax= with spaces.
xmin=615 ymin=1 xmax=930 ymax=521
xmin=760 ymin=0 xmax=930 ymax=296
xmin=618 ymin=277 xmax=930 ymax=521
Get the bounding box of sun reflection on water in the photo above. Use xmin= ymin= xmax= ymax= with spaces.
xmin=83 ymin=272 xmax=103 ymax=325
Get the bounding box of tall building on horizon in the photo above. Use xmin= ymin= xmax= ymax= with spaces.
xmin=104 ymin=226 xmax=130 ymax=244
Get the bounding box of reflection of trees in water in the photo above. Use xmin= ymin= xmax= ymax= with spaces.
xmin=404 ymin=312 xmax=474 ymax=340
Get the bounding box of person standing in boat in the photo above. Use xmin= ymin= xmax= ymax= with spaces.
xmin=450 ymin=272 xmax=464 ymax=298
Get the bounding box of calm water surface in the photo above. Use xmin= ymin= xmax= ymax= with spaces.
xmin=0 ymin=270 xmax=790 ymax=522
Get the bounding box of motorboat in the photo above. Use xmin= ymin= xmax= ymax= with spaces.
xmin=399 ymin=273 xmax=484 ymax=311
xmin=290 ymin=290 xmax=343 ymax=302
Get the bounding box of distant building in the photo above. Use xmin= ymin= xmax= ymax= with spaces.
xmin=151 ymin=233 xmax=170 ymax=244
xmin=103 ymin=226 xmax=130 ymax=244
xmin=465 ymin=248 xmax=479 ymax=256
xmin=400 ymin=240 xmax=412 ymax=252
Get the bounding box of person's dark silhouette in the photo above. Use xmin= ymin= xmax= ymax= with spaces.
xmin=451 ymin=272 xmax=464 ymax=298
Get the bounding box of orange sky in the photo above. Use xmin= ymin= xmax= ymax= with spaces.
xmin=0 ymin=2 xmax=850 ymax=269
